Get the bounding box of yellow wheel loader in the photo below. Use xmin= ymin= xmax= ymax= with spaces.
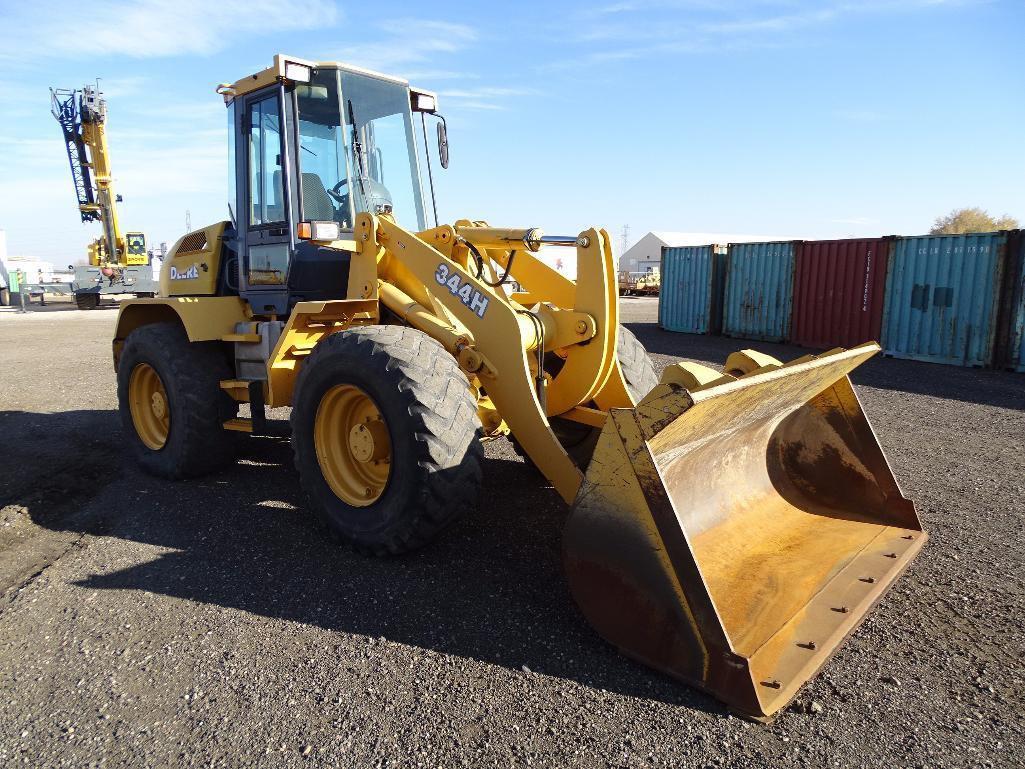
xmin=111 ymin=55 xmax=925 ymax=721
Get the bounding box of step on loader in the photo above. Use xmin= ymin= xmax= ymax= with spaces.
xmin=108 ymin=55 xmax=924 ymax=720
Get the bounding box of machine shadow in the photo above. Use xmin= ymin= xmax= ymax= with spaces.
xmin=9 ymin=410 xmax=722 ymax=715
xmin=623 ymin=322 xmax=1025 ymax=412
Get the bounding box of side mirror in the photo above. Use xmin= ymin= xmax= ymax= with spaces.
xmin=436 ymin=119 xmax=449 ymax=169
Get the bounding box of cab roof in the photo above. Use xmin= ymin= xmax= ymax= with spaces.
xmin=218 ymin=54 xmax=410 ymax=102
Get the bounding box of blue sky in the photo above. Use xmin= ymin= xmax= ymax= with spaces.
xmin=0 ymin=0 xmax=1022 ymax=263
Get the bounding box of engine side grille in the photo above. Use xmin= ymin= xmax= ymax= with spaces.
xmin=178 ymin=231 xmax=208 ymax=254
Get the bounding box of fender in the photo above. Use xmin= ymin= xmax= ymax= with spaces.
xmin=112 ymin=296 xmax=251 ymax=369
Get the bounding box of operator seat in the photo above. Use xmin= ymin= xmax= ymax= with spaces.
xmin=301 ymin=173 xmax=336 ymax=221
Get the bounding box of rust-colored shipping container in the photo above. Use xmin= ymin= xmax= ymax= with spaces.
xmin=792 ymin=238 xmax=891 ymax=349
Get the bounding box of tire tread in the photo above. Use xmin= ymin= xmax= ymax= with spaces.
xmin=118 ymin=322 xmax=237 ymax=478
xmin=291 ymin=325 xmax=483 ymax=555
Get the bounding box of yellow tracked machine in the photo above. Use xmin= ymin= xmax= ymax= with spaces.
xmin=112 ymin=56 xmax=924 ymax=720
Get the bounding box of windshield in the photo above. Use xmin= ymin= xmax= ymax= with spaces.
xmin=296 ymin=68 xmax=426 ymax=232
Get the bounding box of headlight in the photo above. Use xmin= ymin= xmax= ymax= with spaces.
xmin=411 ymin=90 xmax=438 ymax=113
xmin=297 ymin=220 xmax=340 ymax=241
xmin=284 ymin=62 xmax=312 ymax=83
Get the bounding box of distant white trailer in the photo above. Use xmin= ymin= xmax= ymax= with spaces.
xmin=2 ymin=256 xmax=57 ymax=285
xmin=620 ymin=231 xmax=784 ymax=274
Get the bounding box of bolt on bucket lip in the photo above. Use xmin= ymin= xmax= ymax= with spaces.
xmin=563 ymin=343 xmax=926 ymax=720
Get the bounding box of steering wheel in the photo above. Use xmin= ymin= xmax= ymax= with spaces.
xmin=328 ymin=178 xmax=349 ymax=204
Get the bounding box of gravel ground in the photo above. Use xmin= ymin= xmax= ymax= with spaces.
xmin=0 ymin=297 xmax=1023 ymax=768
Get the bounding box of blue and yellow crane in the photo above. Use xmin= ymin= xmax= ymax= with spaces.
xmin=51 ymin=84 xmax=155 ymax=309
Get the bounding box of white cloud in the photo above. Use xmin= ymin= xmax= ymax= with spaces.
xmin=442 ymin=87 xmax=536 ymax=98
xmin=92 ymin=77 xmax=149 ymax=99
xmin=440 ymin=86 xmax=538 ymax=112
xmin=0 ymin=78 xmax=228 ymax=261
xmin=551 ymin=0 xmax=978 ymax=68
xmin=699 ymin=6 xmax=841 ymax=35
xmin=402 ymin=70 xmax=482 ymax=82
xmin=0 ymin=0 xmax=340 ymax=60
xmin=323 ymin=18 xmax=525 ymax=111
xmin=329 ymin=19 xmax=477 ymax=74
xmin=589 ymin=2 xmax=640 ymax=15
xmin=0 ymin=12 xmax=493 ymax=260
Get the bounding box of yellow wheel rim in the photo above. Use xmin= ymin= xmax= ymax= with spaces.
xmin=128 ymin=363 xmax=170 ymax=450
xmin=314 ymin=384 xmax=392 ymax=507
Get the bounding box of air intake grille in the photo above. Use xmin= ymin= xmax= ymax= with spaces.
xmin=178 ymin=231 xmax=208 ymax=254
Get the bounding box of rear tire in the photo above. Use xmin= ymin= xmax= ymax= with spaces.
xmin=75 ymin=292 xmax=100 ymax=310
xmin=291 ymin=325 xmax=483 ymax=555
xmin=117 ymin=322 xmax=238 ymax=478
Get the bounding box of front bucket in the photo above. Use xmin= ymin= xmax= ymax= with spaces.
xmin=564 ymin=343 xmax=925 ymax=720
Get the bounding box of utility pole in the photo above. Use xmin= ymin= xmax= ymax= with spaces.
xmin=620 ymin=224 xmax=630 ymax=256
xmin=186 ymin=209 xmax=192 ymax=233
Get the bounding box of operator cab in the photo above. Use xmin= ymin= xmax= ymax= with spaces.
xmin=220 ymin=55 xmax=446 ymax=315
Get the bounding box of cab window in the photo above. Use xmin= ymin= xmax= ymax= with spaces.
xmin=248 ymin=96 xmax=285 ymax=226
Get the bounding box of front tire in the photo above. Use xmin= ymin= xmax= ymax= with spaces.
xmin=511 ymin=325 xmax=659 ymax=467
xmin=616 ymin=325 xmax=659 ymax=402
xmin=75 ymin=292 xmax=100 ymax=310
xmin=117 ymin=322 xmax=238 ymax=478
xmin=291 ymin=326 xmax=483 ymax=555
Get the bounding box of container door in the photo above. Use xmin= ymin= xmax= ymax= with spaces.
xmin=994 ymin=230 xmax=1025 ymax=371
xmin=660 ymin=246 xmax=713 ymax=334
xmin=881 ymin=234 xmax=1005 ymax=367
xmin=723 ymin=242 xmax=795 ymax=343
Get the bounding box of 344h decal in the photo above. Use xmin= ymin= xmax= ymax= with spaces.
xmin=435 ymin=263 xmax=490 ymax=318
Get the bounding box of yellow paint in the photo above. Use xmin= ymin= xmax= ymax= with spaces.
xmin=369 ymin=214 xmax=584 ymax=503
xmin=560 ymin=406 xmax=608 ymax=428
xmin=219 ymin=379 xmax=251 ymax=402
xmin=660 ymin=362 xmax=737 ymax=391
xmin=127 ymin=362 xmax=169 ymax=450
xmin=160 ymin=222 xmax=228 ymax=297
xmin=722 ymin=349 xmax=783 ymax=376
xmin=265 ymin=299 xmax=378 ymax=407
xmin=315 ymin=384 xmax=392 ymax=506
xmin=112 ymin=297 xmax=251 ymax=369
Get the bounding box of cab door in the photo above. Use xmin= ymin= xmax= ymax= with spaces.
xmin=236 ymin=86 xmax=298 ymax=314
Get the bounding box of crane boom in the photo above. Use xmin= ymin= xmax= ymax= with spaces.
xmin=50 ymin=85 xmax=146 ymax=267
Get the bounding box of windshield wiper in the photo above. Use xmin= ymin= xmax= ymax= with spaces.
xmin=347 ymin=99 xmax=369 ymax=206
